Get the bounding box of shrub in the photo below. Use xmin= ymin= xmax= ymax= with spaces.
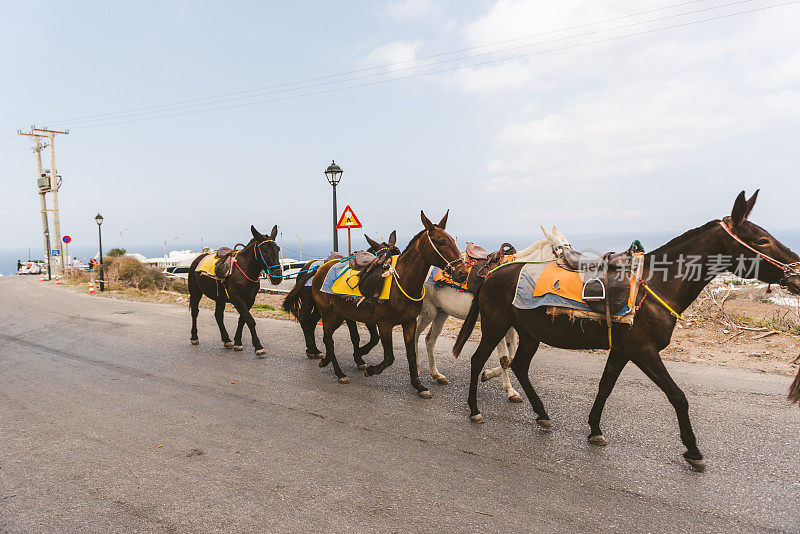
xmin=107 ymin=248 xmax=127 ymax=257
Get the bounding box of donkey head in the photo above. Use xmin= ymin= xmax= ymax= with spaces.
xmin=251 ymin=225 xmax=283 ymax=285
xmin=723 ymin=191 xmax=800 ymax=294
xmin=364 ymin=230 xmax=400 ymax=256
xmin=420 ymin=210 xmax=466 ymax=281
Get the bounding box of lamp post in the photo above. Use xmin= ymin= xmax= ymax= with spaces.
xmin=95 ymin=213 xmax=105 ymax=292
xmin=324 ymin=160 xmax=343 ymax=252
xmin=43 ymin=228 xmax=52 ymax=281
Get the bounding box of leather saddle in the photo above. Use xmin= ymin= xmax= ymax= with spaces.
xmin=560 ymin=244 xmax=642 ymax=318
xmin=463 ymin=243 xmax=517 ymax=293
xmin=213 ymin=246 xmax=238 ymax=279
xmin=346 ymin=249 xmax=394 ymax=299
xmin=466 ymin=243 xmax=490 ymax=260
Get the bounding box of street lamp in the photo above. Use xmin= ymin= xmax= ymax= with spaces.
xmin=95 ymin=213 xmax=105 ymax=292
xmin=324 ymin=160 xmax=343 ymax=252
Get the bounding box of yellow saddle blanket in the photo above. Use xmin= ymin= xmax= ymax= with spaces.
xmin=322 ymin=255 xmax=398 ymax=299
xmin=196 ymin=253 xmax=218 ymax=277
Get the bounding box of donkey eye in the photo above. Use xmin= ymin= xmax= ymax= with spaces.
xmin=757 ymin=238 xmax=770 ymax=246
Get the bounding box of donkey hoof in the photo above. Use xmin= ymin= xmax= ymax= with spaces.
xmin=224 ymin=342 xmax=234 ymax=349
xmin=470 ymin=414 xmax=485 ymax=424
xmin=480 ymin=370 xmax=489 ymax=382
xmin=190 ymin=339 xmax=199 ymax=345
xmin=306 ymin=350 xmax=322 ymax=359
xmin=435 ymin=376 xmax=448 ymax=385
xmin=233 ymin=345 xmax=243 ymax=351
xmin=255 ymin=349 xmax=267 ymax=358
xmin=507 ymin=393 xmax=523 ymax=403
xmin=418 ymin=390 xmax=433 ymax=399
xmin=319 ymin=359 xmax=329 ymax=368
xmin=536 ymin=418 xmax=552 ymax=430
xmin=588 ymin=434 xmax=607 ymax=447
xmin=685 ymin=456 xmax=706 ymax=472
xmin=357 ymin=363 xmax=367 ymax=370
xmin=338 ymin=376 xmax=350 ymax=384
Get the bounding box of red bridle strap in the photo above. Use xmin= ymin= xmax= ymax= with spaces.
xmin=717 ymin=221 xmax=789 ymax=272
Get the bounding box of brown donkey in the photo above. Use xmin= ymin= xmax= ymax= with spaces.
xmin=453 ymin=191 xmax=800 ymax=470
xmin=311 ymin=211 xmax=465 ymax=397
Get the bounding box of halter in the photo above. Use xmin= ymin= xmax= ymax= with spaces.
xmin=255 ymin=239 xmax=282 ymax=277
xmin=426 ymin=230 xmax=461 ymax=273
xmin=718 ymin=221 xmax=800 ymax=286
xmin=233 ymin=239 xmax=281 ymax=284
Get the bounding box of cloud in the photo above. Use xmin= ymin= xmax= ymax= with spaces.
xmin=444 ymin=1 xmax=800 ymax=192
xmin=363 ymin=40 xmax=420 ymax=73
xmin=385 ymin=0 xmax=438 ymax=20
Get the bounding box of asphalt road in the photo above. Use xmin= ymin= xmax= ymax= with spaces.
xmin=1 ymin=277 xmax=799 ymax=533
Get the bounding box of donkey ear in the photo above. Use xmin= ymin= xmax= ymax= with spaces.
xmin=438 ymin=210 xmax=449 ymax=229
xmin=269 ymin=225 xmax=278 ymax=240
xmin=364 ymin=234 xmax=380 ymax=249
xmin=744 ymin=189 xmax=759 ymax=220
xmin=251 ymin=225 xmax=262 ymax=239
xmin=388 ymin=230 xmax=397 ymax=246
xmin=731 ymin=191 xmax=748 ymax=228
xmin=421 ymin=211 xmax=435 ymax=232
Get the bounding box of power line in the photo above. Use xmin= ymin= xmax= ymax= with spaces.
xmin=69 ymin=0 xmax=800 ymax=130
xmin=43 ymin=0 xmax=747 ymax=127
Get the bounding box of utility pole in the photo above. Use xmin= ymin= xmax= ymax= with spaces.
xmin=32 ymin=127 xmax=68 ymax=275
xmin=18 ymin=130 xmax=52 ymax=279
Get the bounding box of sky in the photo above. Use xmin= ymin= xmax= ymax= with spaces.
xmin=1 ymin=0 xmax=799 ymax=258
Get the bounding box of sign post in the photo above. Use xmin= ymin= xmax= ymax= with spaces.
xmin=62 ymin=235 xmax=71 ymax=281
xmin=335 ymin=205 xmax=363 ymax=255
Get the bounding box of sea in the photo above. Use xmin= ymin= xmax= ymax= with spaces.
xmin=3 ymin=230 xmax=800 ymax=277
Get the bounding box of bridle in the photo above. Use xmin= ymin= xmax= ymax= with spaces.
xmin=426 ymin=230 xmax=461 ymax=274
xmin=255 ymin=239 xmax=282 ymax=280
xmin=719 ymin=221 xmax=800 ymax=287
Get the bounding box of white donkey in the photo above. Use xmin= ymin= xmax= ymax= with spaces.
xmin=415 ymin=226 xmax=571 ymax=401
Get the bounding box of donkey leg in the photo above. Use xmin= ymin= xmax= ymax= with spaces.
xmin=346 ymin=320 xmax=366 ymax=369
xmin=189 ymin=291 xmax=201 ymax=344
xmin=402 ymin=320 xmax=431 ymax=398
xmin=467 ymin=334 xmax=504 ymax=423
xmin=498 ymin=357 xmax=522 ymax=404
xmin=509 ymin=331 xmax=550 ymax=429
xmin=321 ymin=312 xmax=348 ymax=383
xmin=229 ymin=297 xmax=265 ymax=356
xmin=233 ymin=316 xmax=245 ymax=351
xmin=301 ymin=308 xmax=323 ymax=359
xmin=481 ymin=329 xmax=516 ymax=381
xmin=587 ymin=348 xmax=628 ymax=446
xmin=424 ymin=310 xmax=449 ymax=385
xmin=214 ymin=300 xmax=234 ymax=348
xmin=356 ymin=323 xmax=381 ymax=360
xmin=364 ymin=323 xmax=395 ymax=377
xmin=632 ymin=351 xmax=705 ymax=471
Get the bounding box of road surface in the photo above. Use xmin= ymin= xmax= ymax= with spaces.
xmin=1 ymin=277 xmax=798 ymax=532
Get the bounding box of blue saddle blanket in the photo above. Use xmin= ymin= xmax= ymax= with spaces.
xmin=320 ymin=260 xmax=350 ymax=293
xmin=304 ymin=260 xmax=324 ymax=286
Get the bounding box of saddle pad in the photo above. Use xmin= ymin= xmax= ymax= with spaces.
xmin=304 ymin=260 xmax=323 ymax=287
xmin=428 ymin=265 xmax=470 ymax=292
xmin=321 ymin=255 xmax=398 ymax=299
xmin=196 ymin=253 xmax=218 ymax=278
xmin=512 ymin=261 xmax=637 ymax=317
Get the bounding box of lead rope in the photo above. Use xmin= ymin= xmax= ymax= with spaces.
xmin=384 ymin=266 xmax=426 ymax=301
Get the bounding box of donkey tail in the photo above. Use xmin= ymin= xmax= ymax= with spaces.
xmin=788 ymin=361 xmax=800 ymax=407
xmin=453 ymin=285 xmax=482 ymax=358
xmin=282 ymin=278 xmax=307 ymax=319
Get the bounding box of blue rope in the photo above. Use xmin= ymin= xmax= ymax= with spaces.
xmin=260 ymin=254 xmax=356 ymax=280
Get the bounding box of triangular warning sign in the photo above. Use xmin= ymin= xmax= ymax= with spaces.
xmin=336 ymin=205 xmax=363 ymax=229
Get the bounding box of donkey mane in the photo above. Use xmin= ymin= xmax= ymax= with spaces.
xmin=649 ymin=220 xmax=721 ymax=256
xmin=401 ymin=229 xmax=429 ymax=254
